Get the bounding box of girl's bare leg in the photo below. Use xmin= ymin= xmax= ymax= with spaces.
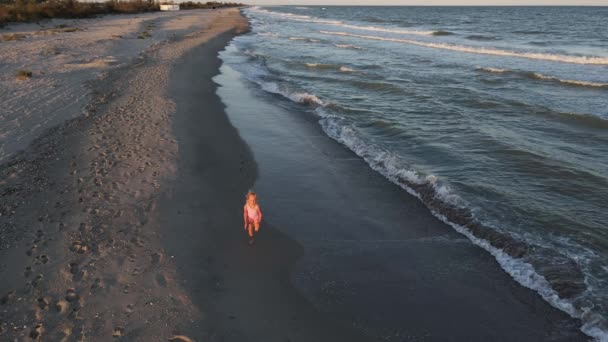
xmin=254 ymin=221 xmax=260 ymax=233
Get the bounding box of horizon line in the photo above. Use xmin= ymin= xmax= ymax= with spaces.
xmin=246 ymin=4 xmax=608 ymax=6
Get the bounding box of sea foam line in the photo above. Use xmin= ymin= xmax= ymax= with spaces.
xmin=320 ymin=31 xmax=608 ymax=65
xmin=249 ymin=6 xmax=436 ymax=36
xmin=531 ymin=73 xmax=608 ymax=87
xmin=335 ymin=23 xmax=435 ymax=36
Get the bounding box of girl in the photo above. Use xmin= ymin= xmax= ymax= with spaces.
xmin=243 ymin=191 xmax=262 ymax=244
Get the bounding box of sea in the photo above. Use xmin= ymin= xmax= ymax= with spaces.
xmin=221 ymin=6 xmax=608 ymax=340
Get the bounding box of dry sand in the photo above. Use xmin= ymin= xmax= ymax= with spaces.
xmin=0 ymin=9 xmax=235 ymax=162
xmin=0 ymin=8 xmax=248 ymax=341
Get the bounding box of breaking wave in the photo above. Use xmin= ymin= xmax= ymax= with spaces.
xmin=320 ymin=31 xmax=608 ymax=65
xmin=305 ymin=63 xmax=337 ymax=70
xmin=259 ymin=81 xmax=325 ymax=106
xmin=335 ymin=43 xmax=365 ymax=50
xmin=477 ymin=67 xmax=608 ymax=87
xmin=250 ymin=7 xmax=444 ymax=36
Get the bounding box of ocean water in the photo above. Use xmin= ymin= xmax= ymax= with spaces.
xmin=221 ymin=6 xmax=608 ymax=340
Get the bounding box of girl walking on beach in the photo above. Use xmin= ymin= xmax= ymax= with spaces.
xmin=243 ymin=191 xmax=262 ymax=245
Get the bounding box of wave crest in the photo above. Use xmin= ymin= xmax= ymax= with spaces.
xmin=249 ymin=7 xmax=438 ymax=36
xmin=335 ymin=43 xmax=365 ymax=50
xmin=478 ymin=67 xmax=608 ymax=87
xmin=320 ymin=31 xmax=608 ymax=65
xmin=259 ymin=81 xmax=324 ymax=106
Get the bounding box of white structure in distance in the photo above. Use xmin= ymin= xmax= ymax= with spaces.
xmin=160 ymin=3 xmax=180 ymax=10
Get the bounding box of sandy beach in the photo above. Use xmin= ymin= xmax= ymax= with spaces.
xmin=0 ymin=5 xmax=597 ymax=342
xmin=0 ymin=8 xmax=248 ymax=340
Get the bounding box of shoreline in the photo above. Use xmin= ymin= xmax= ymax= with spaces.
xmin=158 ymin=24 xmax=368 ymax=342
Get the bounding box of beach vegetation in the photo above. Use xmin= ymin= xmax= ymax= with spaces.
xmin=137 ymin=30 xmax=150 ymax=39
xmin=178 ymin=1 xmax=244 ymax=10
xmin=16 ymin=69 xmax=32 ymax=80
xmin=0 ymin=32 xmax=27 ymax=41
xmin=0 ymin=0 xmax=244 ymax=26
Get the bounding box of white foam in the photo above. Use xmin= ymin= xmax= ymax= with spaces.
xmin=292 ymin=18 xmax=344 ymax=25
xmin=290 ymin=92 xmax=324 ymax=106
xmin=478 ymin=67 xmax=509 ymax=73
xmin=289 ymin=37 xmax=321 ymax=43
xmin=305 ymin=63 xmax=337 ymax=70
xmin=339 ymin=66 xmax=354 ymax=72
xmin=320 ymin=31 xmax=608 ymax=65
xmin=305 ymin=63 xmax=331 ymax=68
xmin=336 ymin=23 xmax=435 ymax=36
xmin=532 ymin=73 xmax=608 ymax=87
xmin=259 ymin=81 xmax=324 ymax=106
xmin=335 ymin=44 xmax=365 ymax=50
xmin=258 ymin=32 xmax=279 ymax=37
xmin=250 ymin=6 xmax=312 ymax=20
xmin=249 ymin=7 xmax=434 ymax=36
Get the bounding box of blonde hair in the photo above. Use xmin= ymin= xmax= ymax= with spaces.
xmin=246 ymin=190 xmax=257 ymax=202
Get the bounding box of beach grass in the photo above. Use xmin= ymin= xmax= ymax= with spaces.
xmin=0 ymin=32 xmax=27 ymax=40
xmin=0 ymin=0 xmax=244 ymax=26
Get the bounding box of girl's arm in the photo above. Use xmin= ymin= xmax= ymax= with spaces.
xmin=243 ymin=206 xmax=248 ymax=228
xmin=256 ymin=206 xmax=262 ymax=223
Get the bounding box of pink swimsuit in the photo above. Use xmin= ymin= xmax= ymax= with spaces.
xmin=246 ymin=205 xmax=259 ymax=221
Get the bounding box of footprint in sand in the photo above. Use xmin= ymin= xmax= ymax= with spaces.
xmin=151 ymin=252 xmax=163 ymax=264
xmin=54 ymin=299 xmax=68 ymax=313
xmin=1 ymin=290 xmax=16 ymax=305
xmin=26 ymin=244 xmax=38 ymax=256
xmin=37 ymin=297 xmax=49 ymax=310
xmin=90 ymin=278 xmax=103 ymax=291
xmin=155 ymin=273 xmax=167 ymax=287
xmin=112 ymin=326 xmax=124 ymax=338
xmin=29 ymin=323 xmax=43 ymax=339
xmin=65 ymin=288 xmax=79 ymax=303
xmin=32 ymin=274 xmax=44 ymax=287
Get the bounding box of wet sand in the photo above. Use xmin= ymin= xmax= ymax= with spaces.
xmin=160 ymin=30 xmax=367 ymax=342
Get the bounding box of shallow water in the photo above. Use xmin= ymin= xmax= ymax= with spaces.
xmin=222 ymin=6 xmax=608 ymax=340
